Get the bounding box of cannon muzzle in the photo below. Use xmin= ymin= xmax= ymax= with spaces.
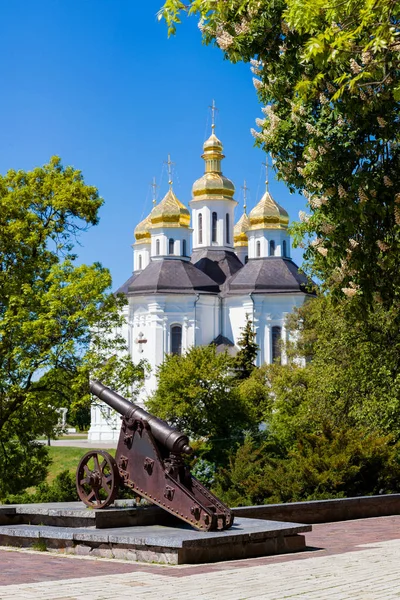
xmin=89 ymin=380 xmax=192 ymax=455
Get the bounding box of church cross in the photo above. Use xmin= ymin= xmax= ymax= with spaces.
xmin=209 ymin=99 xmax=218 ymax=132
xmin=150 ymin=177 xmax=158 ymax=206
xmin=135 ymin=331 xmax=148 ymax=354
xmin=262 ymin=157 xmax=269 ymax=190
xmin=164 ymin=154 xmax=175 ymax=189
xmin=241 ymin=180 xmax=249 ymax=214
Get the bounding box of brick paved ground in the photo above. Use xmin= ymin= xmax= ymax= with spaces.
xmin=0 ymin=516 xmax=399 ymax=599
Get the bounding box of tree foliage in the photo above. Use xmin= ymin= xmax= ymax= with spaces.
xmin=213 ymin=426 xmax=400 ymax=506
xmin=267 ymin=294 xmax=400 ymax=440
xmin=162 ymin=0 xmax=400 ymax=306
xmin=146 ymin=345 xmax=257 ymax=463
xmin=0 ymin=157 xmax=145 ymax=494
xmin=234 ymin=313 xmax=259 ymax=379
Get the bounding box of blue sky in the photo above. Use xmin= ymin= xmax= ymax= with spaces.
xmin=0 ymin=0 xmax=306 ymax=289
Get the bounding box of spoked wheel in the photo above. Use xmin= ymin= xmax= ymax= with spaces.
xmin=76 ymin=450 xmax=120 ymax=509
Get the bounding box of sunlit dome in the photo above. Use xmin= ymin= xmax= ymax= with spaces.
xmin=150 ymin=188 xmax=190 ymax=228
xmin=134 ymin=212 xmax=152 ymax=243
xmin=191 ymin=130 xmax=235 ymax=202
xmin=234 ymin=212 xmax=250 ymax=247
xmin=248 ymin=189 xmax=289 ymax=230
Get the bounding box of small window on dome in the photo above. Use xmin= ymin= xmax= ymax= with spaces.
xmin=283 ymin=240 xmax=287 ymax=257
xmin=256 ymin=241 xmax=261 ymax=257
xmin=226 ymin=214 xmax=230 ymax=244
xmin=138 ymin=254 xmax=142 ymax=270
xmin=270 ymin=240 xmax=275 ymax=256
xmin=182 ymin=239 xmax=187 ymax=256
xmin=245 ymin=255 xmax=249 ymax=264
xmin=156 ymin=239 xmax=160 ymax=255
xmin=212 ymin=212 xmax=218 ymax=243
xmin=169 ymin=238 xmax=174 ymax=255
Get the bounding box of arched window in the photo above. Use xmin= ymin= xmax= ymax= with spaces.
xmin=272 ymin=326 xmax=282 ymax=363
xmin=156 ymin=239 xmax=160 ymax=255
xmin=256 ymin=241 xmax=261 ymax=257
xmin=270 ymin=240 xmax=276 ymax=256
xmin=171 ymin=325 xmax=182 ymax=355
xmin=198 ymin=213 xmax=203 ymax=244
xmin=169 ymin=238 xmax=174 ymax=255
xmin=245 ymin=255 xmax=249 ymax=264
xmin=182 ymin=239 xmax=187 ymax=256
xmin=282 ymin=240 xmax=287 ymax=257
xmin=226 ymin=213 xmax=230 ymax=244
xmin=138 ymin=254 xmax=142 ymax=270
xmin=212 ymin=211 xmax=218 ymax=243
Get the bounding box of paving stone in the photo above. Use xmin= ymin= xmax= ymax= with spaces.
xmin=0 ymin=516 xmax=400 ymax=599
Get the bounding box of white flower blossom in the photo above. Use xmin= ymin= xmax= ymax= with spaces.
xmin=377 ymin=240 xmax=390 ymax=252
xmin=358 ymin=188 xmax=368 ymax=203
xmin=317 ymin=246 xmax=328 ymax=257
xmin=350 ymin=59 xmax=362 ymax=74
xmin=384 ymin=176 xmax=393 ymax=187
xmin=234 ymin=19 xmax=250 ymax=35
xmin=311 ymin=237 xmax=323 ymax=247
xmin=361 ymin=50 xmax=372 ymax=65
xmin=250 ymin=128 xmax=262 ymax=138
xmin=305 ymin=122 xmax=317 ymax=135
xmin=342 ymin=286 xmax=358 ymax=297
xmin=216 ymin=29 xmax=234 ymax=50
xmin=377 ymin=117 xmax=387 ymax=128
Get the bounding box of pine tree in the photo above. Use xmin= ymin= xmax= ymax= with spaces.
xmin=234 ymin=314 xmax=259 ymax=379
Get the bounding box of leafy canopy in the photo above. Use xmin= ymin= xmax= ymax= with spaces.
xmin=0 ymin=157 xmax=145 ymax=496
xmin=162 ymin=0 xmax=400 ymax=307
xmin=146 ymin=345 xmax=257 ymax=463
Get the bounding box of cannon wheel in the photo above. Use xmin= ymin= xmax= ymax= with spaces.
xmin=76 ymin=450 xmax=120 ymax=509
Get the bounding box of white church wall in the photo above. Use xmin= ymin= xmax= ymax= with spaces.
xmin=248 ymin=230 xmax=291 ymax=259
xmin=191 ymin=200 xmax=236 ymax=249
xmin=133 ymin=241 xmax=150 ymax=272
xmin=225 ymin=293 xmax=308 ymax=366
xmin=150 ymin=228 xmax=191 ymax=258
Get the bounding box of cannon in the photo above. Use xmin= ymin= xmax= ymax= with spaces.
xmin=76 ymin=380 xmax=234 ymax=531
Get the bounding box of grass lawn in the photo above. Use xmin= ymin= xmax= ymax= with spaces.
xmin=47 ymin=446 xmax=116 ymax=483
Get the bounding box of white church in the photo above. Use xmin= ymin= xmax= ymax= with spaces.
xmin=88 ymin=122 xmax=311 ymax=442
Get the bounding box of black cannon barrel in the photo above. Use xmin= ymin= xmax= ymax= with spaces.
xmin=90 ymin=380 xmax=192 ymax=455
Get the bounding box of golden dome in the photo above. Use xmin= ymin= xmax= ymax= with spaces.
xmin=134 ymin=212 xmax=152 ymax=243
xmin=150 ymin=188 xmax=190 ymax=229
xmin=248 ymin=189 xmax=289 ymax=230
xmin=203 ymin=132 xmax=223 ymax=152
xmin=191 ymin=128 xmax=236 ymax=202
xmin=234 ymin=212 xmax=250 ymax=247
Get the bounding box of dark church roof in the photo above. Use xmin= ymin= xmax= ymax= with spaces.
xmin=115 ymin=272 xmax=139 ymax=295
xmin=126 ymin=259 xmax=220 ymax=295
xmin=191 ymin=248 xmax=243 ymax=285
xmin=222 ymin=257 xmax=312 ymax=296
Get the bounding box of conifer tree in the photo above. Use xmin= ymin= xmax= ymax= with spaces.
xmin=234 ymin=313 xmax=259 ymax=379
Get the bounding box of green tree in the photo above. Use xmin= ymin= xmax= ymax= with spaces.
xmin=213 ymin=426 xmax=400 ymax=506
xmin=162 ymin=0 xmax=400 ymax=306
xmin=146 ymin=345 xmax=257 ymax=464
xmin=269 ymin=294 xmax=400 ymax=440
xmin=234 ymin=313 xmax=259 ymax=379
xmin=0 ymin=157 xmax=144 ymax=497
